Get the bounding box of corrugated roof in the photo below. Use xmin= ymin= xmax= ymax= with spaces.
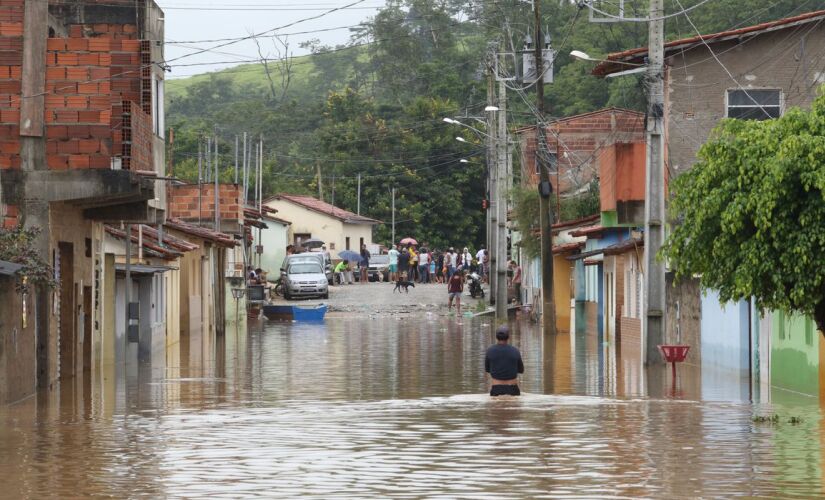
xmin=265 ymin=193 xmax=382 ymax=224
xmin=0 ymin=259 xmax=22 ymax=276
xmin=602 ymin=237 xmax=644 ymax=256
xmin=164 ymin=218 xmax=238 ymax=247
xmin=594 ymin=9 xmax=825 ymax=76
xmin=552 ymin=241 xmax=585 ymax=255
xmin=104 ymin=225 xmax=182 ymax=260
xmin=569 ymin=225 xmax=605 ymax=238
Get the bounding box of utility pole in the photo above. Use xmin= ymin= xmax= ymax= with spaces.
xmin=495 ymin=77 xmax=508 ymax=319
xmin=644 ymin=0 xmax=666 ymax=365
xmin=357 ymin=173 xmax=361 ymax=215
xmin=198 ymin=137 xmax=203 ymax=226
xmin=487 ymin=64 xmax=497 ymax=308
xmin=234 ymin=134 xmax=239 ymax=185
xmin=242 ymin=132 xmax=248 ymax=203
xmin=214 ymin=133 xmax=219 ymax=231
xmin=391 ymin=187 xmax=396 ymax=244
xmin=245 ymin=133 xmax=252 ymax=206
xmin=205 ymin=136 xmax=211 ymax=184
xmin=317 ymin=163 xmax=323 ymax=201
xmin=250 ymin=139 xmax=256 ymax=205
xmin=331 ymin=175 xmax=336 ymax=207
xmin=258 ymin=135 xmax=263 ymax=211
xmin=167 ymin=128 xmax=174 ymax=177
xmin=535 ymin=0 xmax=558 ymax=335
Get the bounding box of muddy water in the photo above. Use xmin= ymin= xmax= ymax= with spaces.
xmin=1 ymin=316 xmax=823 ymax=498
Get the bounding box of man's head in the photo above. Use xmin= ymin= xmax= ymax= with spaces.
xmin=343 ymin=259 xmax=348 ymax=265
xmin=495 ymin=325 xmax=510 ymax=343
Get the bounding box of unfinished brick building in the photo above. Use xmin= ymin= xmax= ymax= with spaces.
xmin=0 ymin=0 xmax=166 ymax=402
xmin=516 ymin=108 xmax=645 ymax=197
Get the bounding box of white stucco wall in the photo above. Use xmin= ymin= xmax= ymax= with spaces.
xmin=262 ymin=199 xmax=375 ymax=256
xmin=257 ymin=218 xmax=290 ymax=277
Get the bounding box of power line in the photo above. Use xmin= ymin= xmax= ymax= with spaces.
xmin=582 ymin=0 xmax=715 ymax=22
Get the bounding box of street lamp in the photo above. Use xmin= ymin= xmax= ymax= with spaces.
xmin=455 ymin=136 xmax=468 ymax=143
xmin=459 ymin=159 xmax=469 ymax=163
xmin=484 ymin=105 xmax=499 ymax=112
xmin=231 ymin=286 xmax=246 ymax=336
xmin=570 ymin=50 xmax=647 ymax=78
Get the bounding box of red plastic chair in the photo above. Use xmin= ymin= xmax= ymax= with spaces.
xmin=658 ymin=344 xmax=690 ymax=379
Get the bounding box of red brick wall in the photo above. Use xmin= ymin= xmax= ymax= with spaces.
xmin=168 ymin=184 xmax=243 ymax=223
xmin=0 ymin=0 xmax=23 ymax=170
xmin=122 ymin=101 xmax=151 ymax=171
xmin=0 ymin=7 xmax=151 ymax=172
xmin=519 ymin=110 xmax=645 ymax=195
xmin=620 ymin=317 xmax=641 ymax=347
xmin=1 ymin=203 xmax=17 ymax=228
xmin=44 ymin=31 xmax=144 ymax=170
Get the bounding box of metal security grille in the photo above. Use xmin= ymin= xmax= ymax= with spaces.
xmin=726 ymin=89 xmax=781 ymax=120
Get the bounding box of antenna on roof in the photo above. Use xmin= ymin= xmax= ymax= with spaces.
xmin=585 ymin=0 xmax=631 ymax=23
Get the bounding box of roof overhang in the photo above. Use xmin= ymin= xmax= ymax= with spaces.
xmin=115 ymin=263 xmax=178 ymax=276
xmin=0 ymin=259 xmax=23 ymax=276
xmin=593 ymin=9 xmax=825 ymax=77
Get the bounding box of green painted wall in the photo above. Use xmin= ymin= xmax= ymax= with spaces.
xmin=771 ymin=310 xmax=819 ymax=396
xmin=600 ymin=210 xmax=637 ymax=228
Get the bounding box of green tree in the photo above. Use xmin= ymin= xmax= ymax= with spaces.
xmin=0 ymin=225 xmax=56 ymax=293
xmin=662 ymin=93 xmax=825 ymax=334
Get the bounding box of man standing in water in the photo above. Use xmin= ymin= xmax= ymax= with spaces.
xmin=388 ymin=244 xmax=400 ymax=282
xmin=485 ymin=326 xmax=524 ymax=396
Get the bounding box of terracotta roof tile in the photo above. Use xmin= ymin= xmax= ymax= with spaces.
xmin=266 ymin=193 xmax=382 ymax=224
xmin=594 ymin=9 xmax=825 ymax=76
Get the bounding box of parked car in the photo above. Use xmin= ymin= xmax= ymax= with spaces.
xmin=283 ymin=262 xmax=329 ymax=300
xmin=367 ymin=254 xmax=389 ymax=282
xmin=281 ymin=252 xmax=333 ymax=284
xmin=353 ymin=254 xmax=390 ymax=282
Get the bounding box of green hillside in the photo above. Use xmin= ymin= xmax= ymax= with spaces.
xmin=164 ymin=0 xmax=825 ymax=249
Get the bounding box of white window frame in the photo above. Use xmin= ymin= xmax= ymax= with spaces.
xmin=152 ymin=75 xmax=165 ymax=138
xmin=725 ymin=88 xmax=783 ymax=120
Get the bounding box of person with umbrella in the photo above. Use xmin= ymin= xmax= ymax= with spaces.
xmin=360 ymin=244 xmax=370 ymax=284
xmin=338 ymin=250 xmax=360 ymax=283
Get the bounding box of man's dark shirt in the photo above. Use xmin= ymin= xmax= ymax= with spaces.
xmin=485 ymin=344 xmax=524 ymax=380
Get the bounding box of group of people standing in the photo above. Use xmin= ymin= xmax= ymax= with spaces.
xmin=386 ymin=244 xmax=490 ymax=284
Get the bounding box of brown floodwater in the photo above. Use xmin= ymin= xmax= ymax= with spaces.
xmin=1 ymin=315 xmax=823 ymax=498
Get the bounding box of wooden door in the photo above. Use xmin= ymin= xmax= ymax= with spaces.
xmin=58 ymin=242 xmax=75 ymax=379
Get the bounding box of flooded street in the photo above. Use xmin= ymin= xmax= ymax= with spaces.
xmin=1 ymin=313 xmax=823 ymax=498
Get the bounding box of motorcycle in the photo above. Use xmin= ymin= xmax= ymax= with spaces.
xmin=468 ymin=272 xmax=484 ymax=298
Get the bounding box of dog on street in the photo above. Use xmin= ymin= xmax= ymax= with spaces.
xmin=393 ymin=280 xmax=415 ymax=293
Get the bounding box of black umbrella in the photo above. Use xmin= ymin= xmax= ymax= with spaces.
xmin=301 ymin=238 xmax=325 ymax=248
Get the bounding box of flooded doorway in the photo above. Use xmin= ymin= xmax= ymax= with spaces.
xmin=57 ymin=241 xmax=74 ymax=380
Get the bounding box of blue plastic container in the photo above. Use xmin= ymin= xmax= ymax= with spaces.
xmin=291 ymin=304 xmax=327 ymax=322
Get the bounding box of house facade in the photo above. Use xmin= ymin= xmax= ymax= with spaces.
xmin=263 ymin=194 xmax=381 ymax=253
xmin=517 ymin=108 xmax=645 ymax=195
xmin=0 ymin=0 xmax=167 ymax=399
xmin=595 ymin=9 xmax=825 ymax=398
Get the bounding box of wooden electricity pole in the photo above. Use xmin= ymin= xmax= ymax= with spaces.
xmin=644 ymin=0 xmax=666 ymax=364
xmin=534 ymin=0 xmax=557 ymax=335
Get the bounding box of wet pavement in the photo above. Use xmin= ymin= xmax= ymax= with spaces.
xmin=273 ymin=280 xmax=492 ymax=317
xmin=1 ymin=314 xmax=824 ymax=498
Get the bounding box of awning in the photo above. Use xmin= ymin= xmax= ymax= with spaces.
xmin=115 ymin=263 xmax=178 ymax=276
xmin=565 ymin=248 xmax=604 ymax=261
xmin=0 ymin=259 xmax=22 ymax=276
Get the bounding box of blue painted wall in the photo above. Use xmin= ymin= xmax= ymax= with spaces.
xmin=700 ymin=290 xmax=750 ymax=375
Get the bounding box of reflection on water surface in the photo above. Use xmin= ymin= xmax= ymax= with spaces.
xmin=0 ymin=316 xmax=823 ymax=498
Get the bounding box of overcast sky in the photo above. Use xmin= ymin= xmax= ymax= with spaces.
xmin=158 ymin=0 xmax=386 ymax=79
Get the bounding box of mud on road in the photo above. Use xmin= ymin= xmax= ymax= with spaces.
xmin=270 ymin=281 xmax=490 ymax=317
